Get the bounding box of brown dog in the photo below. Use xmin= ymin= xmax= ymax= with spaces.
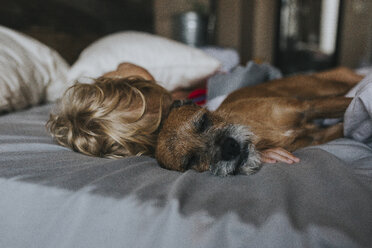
xmin=155 ymin=67 xmax=363 ymax=176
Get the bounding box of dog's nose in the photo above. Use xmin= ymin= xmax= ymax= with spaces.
xmin=220 ymin=137 xmax=240 ymax=161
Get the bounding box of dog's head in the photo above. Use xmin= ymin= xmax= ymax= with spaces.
xmin=155 ymin=101 xmax=261 ymax=176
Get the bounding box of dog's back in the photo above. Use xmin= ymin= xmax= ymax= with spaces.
xmin=216 ymin=71 xmax=358 ymax=151
xmin=220 ymin=74 xmax=353 ymax=106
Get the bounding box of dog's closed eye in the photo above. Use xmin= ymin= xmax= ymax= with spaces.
xmin=170 ymin=100 xmax=194 ymax=110
xmin=183 ymin=154 xmax=199 ymax=170
xmin=195 ymin=113 xmax=210 ymax=133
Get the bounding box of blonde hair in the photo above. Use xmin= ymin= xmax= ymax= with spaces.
xmin=46 ymin=77 xmax=172 ymax=158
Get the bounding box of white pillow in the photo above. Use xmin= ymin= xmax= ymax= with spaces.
xmin=68 ymin=31 xmax=221 ymax=91
xmin=0 ymin=26 xmax=69 ymax=113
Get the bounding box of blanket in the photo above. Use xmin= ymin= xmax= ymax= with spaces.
xmin=205 ymin=61 xmax=282 ymax=110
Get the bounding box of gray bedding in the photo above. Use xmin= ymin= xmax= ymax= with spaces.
xmin=345 ymin=72 xmax=372 ymax=145
xmin=1 ymin=102 xmax=372 ymax=248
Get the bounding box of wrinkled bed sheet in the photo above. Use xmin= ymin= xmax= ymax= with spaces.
xmin=0 ymin=102 xmax=372 ymax=248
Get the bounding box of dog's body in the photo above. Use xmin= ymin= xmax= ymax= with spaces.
xmin=156 ymin=67 xmax=363 ymax=176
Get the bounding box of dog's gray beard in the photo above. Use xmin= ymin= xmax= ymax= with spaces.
xmin=209 ymin=124 xmax=262 ymax=176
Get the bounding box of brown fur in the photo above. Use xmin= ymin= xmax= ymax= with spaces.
xmin=156 ymin=67 xmax=363 ymax=176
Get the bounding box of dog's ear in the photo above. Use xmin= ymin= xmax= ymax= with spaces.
xmin=170 ymin=100 xmax=194 ymax=110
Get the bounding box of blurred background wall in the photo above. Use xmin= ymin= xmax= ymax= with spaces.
xmin=1 ymin=0 xmax=371 ymax=73
xmin=154 ymin=0 xmax=372 ymax=74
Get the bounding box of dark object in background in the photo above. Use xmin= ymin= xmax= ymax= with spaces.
xmin=172 ymin=11 xmax=208 ymax=47
xmin=275 ymin=0 xmax=343 ymax=75
xmin=172 ymin=0 xmax=217 ymax=47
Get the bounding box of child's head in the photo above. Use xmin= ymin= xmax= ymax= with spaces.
xmin=46 ymin=76 xmax=172 ymax=158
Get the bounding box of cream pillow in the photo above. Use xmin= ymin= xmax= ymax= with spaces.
xmin=0 ymin=26 xmax=69 ymax=112
xmin=67 ymin=31 xmax=221 ymax=91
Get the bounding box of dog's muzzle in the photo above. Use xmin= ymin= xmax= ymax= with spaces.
xmin=209 ymin=124 xmax=261 ymax=176
xmin=209 ymin=136 xmax=251 ymax=176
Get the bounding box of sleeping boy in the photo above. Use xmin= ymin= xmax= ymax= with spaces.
xmin=47 ymin=63 xmax=299 ymax=165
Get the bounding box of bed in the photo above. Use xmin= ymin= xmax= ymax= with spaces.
xmin=1 ymin=20 xmax=372 ymax=248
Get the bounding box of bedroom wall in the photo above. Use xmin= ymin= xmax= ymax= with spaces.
xmin=154 ymin=0 xmax=210 ymax=39
xmin=338 ymin=0 xmax=372 ymax=68
xmin=155 ymin=0 xmax=372 ymax=69
xmin=0 ymin=0 xmax=280 ymax=65
xmin=2 ymin=0 xmax=370 ymax=68
xmin=214 ymin=0 xmax=279 ymax=64
xmin=239 ymin=0 xmax=372 ymax=69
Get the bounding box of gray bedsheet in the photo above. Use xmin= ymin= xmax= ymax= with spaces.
xmin=1 ymin=104 xmax=372 ymax=248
